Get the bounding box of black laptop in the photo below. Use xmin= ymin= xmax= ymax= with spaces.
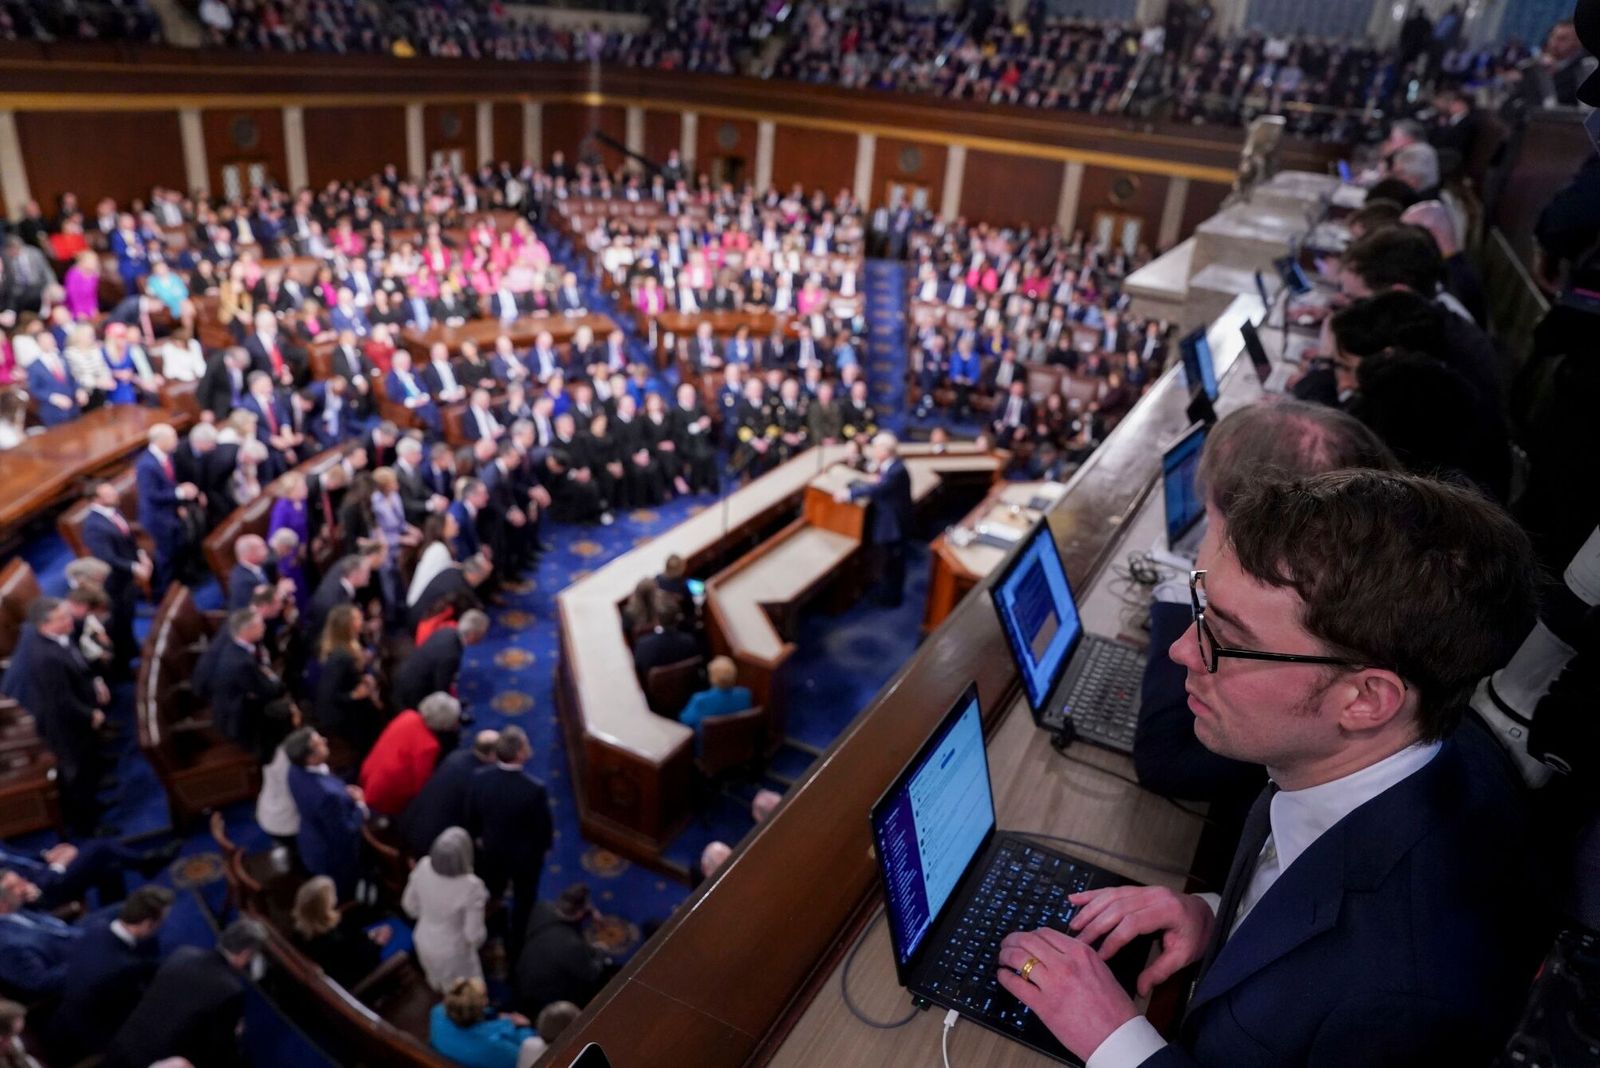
xmin=990 ymin=519 xmax=1147 ymax=752
xmin=870 ymin=683 xmax=1150 ymax=1063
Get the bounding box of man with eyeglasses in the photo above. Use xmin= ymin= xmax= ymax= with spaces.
xmin=995 ymin=469 xmax=1550 ymax=1066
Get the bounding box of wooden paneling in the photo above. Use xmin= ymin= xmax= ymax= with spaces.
xmin=872 ymin=136 xmax=946 ymax=211
xmin=960 ymin=150 xmax=1063 ymax=228
xmin=696 ymin=116 xmax=758 ymax=187
xmin=201 ymin=107 xmax=288 ymax=195
xmin=492 ymin=102 xmax=522 ymax=164
xmin=543 ymin=102 xmax=629 ymax=167
xmin=1078 ymin=165 xmax=1170 ymax=248
xmin=422 ymin=102 xmax=475 ymax=169
xmin=771 ymin=126 xmax=856 ymax=198
xmin=15 ymin=110 xmax=186 ymax=209
xmin=302 ymin=105 xmax=405 ymax=189
xmin=643 ymin=108 xmax=681 ymax=168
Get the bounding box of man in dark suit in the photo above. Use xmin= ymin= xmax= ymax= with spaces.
xmin=105 ymin=918 xmax=265 ymax=1068
xmin=197 ymin=347 xmax=250 ymax=420
xmin=513 ymin=884 xmax=615 ymax=1015
xmin=26 ymin=344 xmax=86 ymax=426
xmin=392 ymin=610 xmax=488 ymax=712
xmin=48 ymin=886 xmax=174 ymax=1065
xmin=226 ymin=534 xmax=275 ymax=612
xmin=398 ymin=729 xmax=500 ymax=859
xmin=554 ymin=270 xmax=587 ymax=314
xmin=199 ymin=608 xmax=288 ymax=763
xmin=990 ymin=379 xmax=1035 ymax=445
xmin=385 ymin=350 xmax=443 ymax=436
xmin=408 ymin=554 xmax=492 ymax=631
xmin=284 ymin=728 xmax=367 ymax=898
xmin=843 ymin=433 xmax=914 ymax=606
xmin=243 ymin=307 xmax=304 ymax=388
xmin=135 ymin=424 xmax=200 ymax=595
xmin=631 ymin=597 xmax=701 ymax=685
xmin=0 ymin=871 xmax=85 ymax=996
xmin=81 ymin=479 xmax=151 ymax=668
xmin=993 ymin=471 xmax=1550 ymax=1065
xmin=466 ymin=726 xmax=553 ymax=961
xmin=0 ymin=598 xmax=109 ymax=835
xmin=307 ymin=552 xmax=375 ymax=638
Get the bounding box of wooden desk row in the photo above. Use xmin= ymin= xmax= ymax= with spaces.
xmin=541 ymin=296 xmax=1262 ymax=1068
xmin=0 ymin=403 xmax=193 ymax=547
xmin=553 ymin=442 xmax=1001 ymax=869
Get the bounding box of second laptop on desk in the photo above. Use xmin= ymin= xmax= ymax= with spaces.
xmin=990 ymin=519 xmax=1148 ymax=754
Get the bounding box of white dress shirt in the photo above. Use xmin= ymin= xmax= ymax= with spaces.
xmin=1087 ymin=740 xmax=1443 ymax=1068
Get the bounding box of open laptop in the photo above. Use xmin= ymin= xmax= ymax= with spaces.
xmin=1240 ymin=319 xmax=1309 ymax=394
xmin=1178 ymin=327 xmax=1218 ymax=405
xmin=870 ymin=683 xmax=1150 ymax=1064
xmin=1148 ymin=422 xmax=1208 ymax=571
xmin=990 ymin=520 xmax=1147 ymax=753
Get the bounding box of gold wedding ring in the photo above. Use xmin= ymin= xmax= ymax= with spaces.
xmin=1020 ymin=956 xmax=1039 ymax=981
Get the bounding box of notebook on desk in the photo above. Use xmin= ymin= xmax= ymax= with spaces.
xmin=989 ymin=519 xmax=1147 ymax=753
xmin=870 ymin=683 xmax=1149 ymax=1065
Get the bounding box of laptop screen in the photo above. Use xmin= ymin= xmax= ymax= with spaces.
xmin=991 ymin=521 xmax=1083 ymax=712
xmin=1274 ymin=254 xmax=1312 ymax=296
xmin=871 ymin=684 xmax=995 ymax=970
xmin=1240 ymin=319 xmax=1271 ymax=383
xmin=1337 ymin=159 xmax=1352 ymax=183
xmin=1179 ymin=328 xmax=1219 ymax=401
xmin=1162 ymin=423 xmax=1209 ymax=549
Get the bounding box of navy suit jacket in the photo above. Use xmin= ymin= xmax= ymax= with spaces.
xmin=1150 ymin=719 xmax=1548 ymax=1067
xmin=0 ymin=909 xmax=79 ymax=996
xmin=82 ymin=510 xmax=140 ymax=600
xmin=27 ymin=358 xmax=80 ymax=426
xmin=399 ymin=749 xmax=483 ymax=858
xmin=227 ymin=563 xmax=273 ymax=611
xmin=106 ymin=945 xmax=246 ymax=1068
xmin=465 ymin=764 xmax=553 ymax=882
xmin=134 ymin=450 xmax=186 ymax=543
xmin=287 ymin=763 xmax=365 ymax=896
xmin=52 ymin=919 xmax=161 ymax=1057
xmin=447 ymin=501 xmax=481 ymax=559
xmin=850 ymin=459 xmax=913 ymax=545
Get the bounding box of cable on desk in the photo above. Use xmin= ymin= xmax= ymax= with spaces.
xmin=1050 ymin=746 xmax=1216 ymax=827
xmin=840 ymin=908 xmax=919 ymax=1029
xmin=1013 ymin=831 xmax=1204 ymax=887
xmin=942 ymin=1009 xmax=959 ymax=1068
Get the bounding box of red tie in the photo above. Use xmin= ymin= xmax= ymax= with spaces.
xmin=269 ymin=342 xmax=284 ymax=376
xmin=112 ymin=511 xmax=129 ymax=535
xmin=161 ymin=455 xmax=174 ymax=482
xmin=51 ymin=357 xmax=66 ymax=382
xmin=263 ymin=401 xmax=279 ymax=434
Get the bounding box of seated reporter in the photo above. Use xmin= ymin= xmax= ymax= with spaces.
xmin=997 ymin=470 xmax=1550 ymax=1066
xmin=1134 ymin=400 xmax=1396 ymax=813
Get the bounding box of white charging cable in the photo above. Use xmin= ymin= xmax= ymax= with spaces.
xmin=942 ymin=1008 xmax=959 ymax=1068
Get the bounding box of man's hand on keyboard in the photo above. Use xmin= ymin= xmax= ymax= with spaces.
xmin=996 ymin=927 xmax=1138 ymax=1061
xmin=1066 ymin=885 xmax=1215 ymax=998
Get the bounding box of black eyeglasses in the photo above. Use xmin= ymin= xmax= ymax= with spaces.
xmin=1188 ymin=570 xmax=1372 ymax=675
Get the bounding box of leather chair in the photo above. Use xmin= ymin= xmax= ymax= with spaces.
xmin=695 ymin=705 xmax=768 ymax=781
xmin=645 ymin=655 xmax=704 ymax=719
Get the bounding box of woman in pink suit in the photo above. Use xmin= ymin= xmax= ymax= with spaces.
xmin=63 ymin=252 xmax=102 ymax=320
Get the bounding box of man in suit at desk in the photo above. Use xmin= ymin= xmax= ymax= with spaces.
xmin=136 ymin=424 xmax=200 ymax=599
xmin=26 ymin=343 xmax=86 ymax=426
xmin=244 ymin=307 xmax=304 ymax=388
xmin=466 ymin=726 xmax=553 ymax=960
xmin=836 ymin=433 xmax=914 ymax=607
xmin=995 ymin=470 xmax=1551 ymax=1066
xmin=991 ymin=379 xmax=1035 ymax=445
xmin=105 ymin=918 xmax=266 ymax=1068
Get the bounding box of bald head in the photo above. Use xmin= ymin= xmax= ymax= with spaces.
xmin=148 ymin=424 xmax=177 ymax=452
xmin=1400 ymin=200 xmax=1458 ymax=258
xmin=235 ymin=534 xmax=269 ymax=566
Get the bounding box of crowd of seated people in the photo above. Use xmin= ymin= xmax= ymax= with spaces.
xmin=0 ymin=0 xmax=160 ymax=42
xmin=904 ymin=214 xmax=1163 ymax=476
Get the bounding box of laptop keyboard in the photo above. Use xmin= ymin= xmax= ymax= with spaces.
xmin=1058 ymin=639 xmax=1145 ymax=751
xmin=925 ymin=843 xmax=1094 ymax=1031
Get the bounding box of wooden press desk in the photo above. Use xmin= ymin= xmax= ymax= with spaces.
xmin=923 ymin=479 xmax=1068 ymax=632
xmin=767 ymin=482 xmax=1197 ymax=1068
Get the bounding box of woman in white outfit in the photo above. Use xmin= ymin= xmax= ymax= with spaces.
xmin=402 ymin=826 xmax=489 ymax=992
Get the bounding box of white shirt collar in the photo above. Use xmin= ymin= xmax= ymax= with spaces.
xmin=110 ymin=919 xmax=138 ymax=947
xmin=1267 ymin=739 xmax=1442 ymax=876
